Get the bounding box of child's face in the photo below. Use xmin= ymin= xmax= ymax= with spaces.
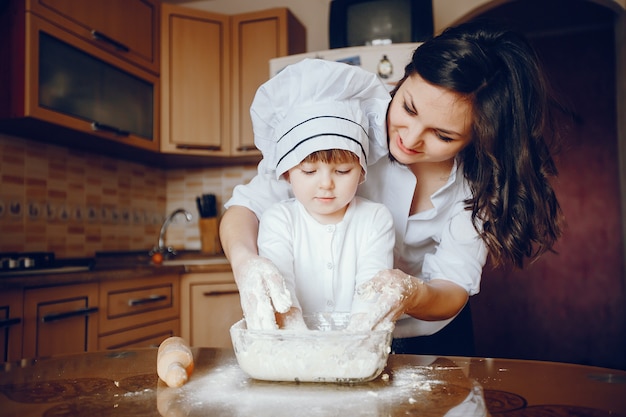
xmin=287 ymin=159 xmax=363 ymax=224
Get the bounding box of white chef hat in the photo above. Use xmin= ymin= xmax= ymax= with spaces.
xmin=251 ymin=58 xmax=390 ymax=179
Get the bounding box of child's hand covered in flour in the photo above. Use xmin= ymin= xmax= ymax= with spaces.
xmin=351 ymin=269 xmax=425 ymax=331
xmin=276 ymin=307 xmax=308 ymax=331
xmin=234 ymin=256 xmax=293 ymax=330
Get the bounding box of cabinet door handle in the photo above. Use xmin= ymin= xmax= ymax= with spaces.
xmin=0 ymin=317 xmax=21 ymax=329
xmin=42 ymin=307 xmax=99 ymax=323
xmin=91 ymin=122 xmax=130 ymax=136
xmin=203 ymin=290 xmax=239 ymax=296
xmin=128 ymin=294 xmax=168 ymax=306
xmin=236 ymin=146 xmax=257 ymax=152
xmin=91 ymin=30 xmax=130 ymax=52
xmin=175 ymin=144 xmax=222 ymax=151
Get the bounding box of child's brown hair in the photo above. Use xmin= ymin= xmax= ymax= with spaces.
xmin=301 ymin=149 xmax=360 ymax=166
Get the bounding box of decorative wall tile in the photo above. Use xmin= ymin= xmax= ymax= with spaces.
xmin=0 ymin=134 xmax=166 ymax=257
xmin=0 ymin=133 xmax=259 ymax=258
xmin=164 ymin=165 xmax=257 ymax=251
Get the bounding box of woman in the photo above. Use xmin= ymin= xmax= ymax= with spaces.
xmin=220 ymin=20 xmax=564 ymax=355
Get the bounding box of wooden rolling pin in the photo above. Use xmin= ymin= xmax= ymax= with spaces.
xmin=157 ymin=336 xmax=194 ymax=387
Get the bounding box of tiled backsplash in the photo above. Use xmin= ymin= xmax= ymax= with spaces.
xmin=165 ymin=164 xmax=257 ymax=251
xmin=0 ymin=133 xmax=257 ymax=258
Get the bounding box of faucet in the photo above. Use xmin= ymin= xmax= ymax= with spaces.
xmin=152 ymin=208 xmax=193 ymax=256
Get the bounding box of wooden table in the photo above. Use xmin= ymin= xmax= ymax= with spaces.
xmin=0 ymin=348 xmax=624 ymax=416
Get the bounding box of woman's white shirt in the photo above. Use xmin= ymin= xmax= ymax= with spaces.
xmin=225 ymin=156 xmax=488 ymax=338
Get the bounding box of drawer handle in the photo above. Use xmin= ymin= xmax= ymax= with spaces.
xmin=0 ymin=317 xmax=21 ymax=329
xmin=91 ymin=121 xmax=130 ymax=137
xmin=128 ymin=294 xmax=168 ymax=306
xmin=175 ymin=144 xmax=222 ymax=151
xmin=91 ymin=30 xmax=130 ymax=52
xmin=42 ymin=307 xmax=99 ymax=323
xmin=203 ymin=290 xmax=239 ymax=296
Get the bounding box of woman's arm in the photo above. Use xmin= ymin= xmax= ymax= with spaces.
xmin=403 ymin=277 xmax=468 ymax=321
xmin=219 ymin=205 xmax=260 ymax=269
xmin=219 ymin=205 xmax=292 ymax=330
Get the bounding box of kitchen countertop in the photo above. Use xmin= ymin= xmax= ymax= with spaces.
xmin=0 ymin=251 xmax=231 ymax=290
xmin=1 ymin=347 xmax=625 ymax=417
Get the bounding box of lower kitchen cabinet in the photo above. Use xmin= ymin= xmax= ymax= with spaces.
xmin=22 ymin=283 xmax=99 ymax=358
xmin=180 ymin=271 xmax=243 ymax=348
xmin=98 ymin=274 xmax=180 ymax=349
xmin=1 ymin=272 xmax=183 ymax=362
xmin=0 ymin=290 xmax=23 ymax=363
xmin=99 ymin=319 xmax=179 ymax=350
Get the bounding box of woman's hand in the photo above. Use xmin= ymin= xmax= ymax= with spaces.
xmin=351 ymin=269 xmax=425 ymax=331
xmin=234 ymin=256 xmax=293 ymax=330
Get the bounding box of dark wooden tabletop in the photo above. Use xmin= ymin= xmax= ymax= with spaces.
xmin=1 ymin=348 xmax=624 ymax=417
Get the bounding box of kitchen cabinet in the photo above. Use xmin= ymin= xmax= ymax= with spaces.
xmin=230 ymin=8 xmax=306 ymax=157
xmin=160 ymin=4 xmax=231 ymax=156
xmin=180 ymin=271 xmax=243 ymax=348
xmin=0 ymin=290 xmax=23 ymax=363
xmin=25 ymin=0 xmax=160 ymax=74
xmin=0 ymin=1 xmax=160 ymax=153
xmin=98 ymin=320 xmax=178 ymax=350
xmin=22 ymin=283 xmax=99 ymax=358
xmin=98 ymin=274 xmax=180 ymax=350
xmin=160 ymin=5 xmax=305 ymax=159
xmin=1 ymin=271 xmax=181 ymax=361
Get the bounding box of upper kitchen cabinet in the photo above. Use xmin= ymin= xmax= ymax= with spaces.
xmin=160 ymin=5 xmax=306 ymax=159
xmin=0 ymin=1 xmax=160 ymax=153
xmin=24 ymin=0 xmax=160 ymax=74
xmin=160 ymin=4 xmax=231 ymax=157
xmin=230 ymin=8 xmax=306 ymax=157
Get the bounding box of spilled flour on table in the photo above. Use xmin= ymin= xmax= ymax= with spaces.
xmin=155 ymin=354 xmax=488 ymax=417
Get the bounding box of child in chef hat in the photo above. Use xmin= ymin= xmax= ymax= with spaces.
xmin=251 ymin=58 xmax=395 ymax=329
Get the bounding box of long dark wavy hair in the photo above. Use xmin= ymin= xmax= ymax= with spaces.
xmin=391 ymin=20 xmax=565 ymax=268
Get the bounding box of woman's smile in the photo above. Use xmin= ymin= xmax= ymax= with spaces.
xmin=396 ymin=135 xmax=421 ymax=156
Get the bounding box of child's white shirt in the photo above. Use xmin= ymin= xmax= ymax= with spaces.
xmin=257 ymin=196 xmax=394 ymax=314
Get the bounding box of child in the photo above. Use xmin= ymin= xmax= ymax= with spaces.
xmin=252 ymin=59 xmax=395 ymax=329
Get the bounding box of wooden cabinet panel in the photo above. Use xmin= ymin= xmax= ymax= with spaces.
xmin=4 ymin=274 xmax=181 ymax=360
xmin=27 ymin=0 xmax=160 ymax=74
xmin=160 ymin=4 xmax=230 ymax=155
xmin=22 ymin=283 xmax=99 ymax=358
xmin=230 ymin=8 xmax=306 ymax=157
xmin=161 ymin=6 xmax=305 ymax=159
xmin=98 ymin=319 xmax=179 ymax=350
xmin=181 ymin=272 xmax=242 ymax=348
xmin=0 ymin=290 xmax=23 ymax=363
xmin=99 ymin=275 xmax=179 ymax=335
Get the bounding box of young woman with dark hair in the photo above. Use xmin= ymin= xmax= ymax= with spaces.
xmin=219 ymin=20 xmax=564 ymax=355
